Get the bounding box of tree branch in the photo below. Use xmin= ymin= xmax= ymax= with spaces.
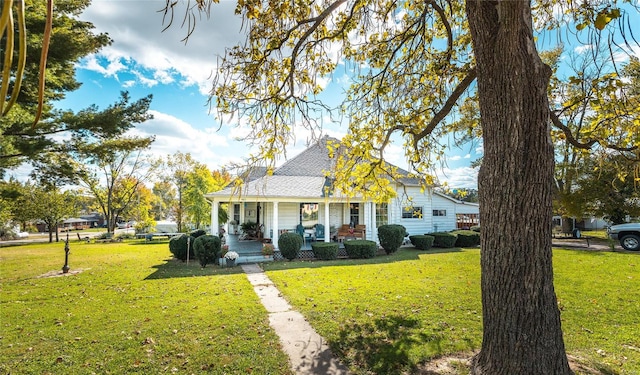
xmin=414 ymin=68 xmax=476 ymax=143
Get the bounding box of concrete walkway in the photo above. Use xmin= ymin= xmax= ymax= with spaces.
xmin=241 ymin=263 xmax=350 ymax=375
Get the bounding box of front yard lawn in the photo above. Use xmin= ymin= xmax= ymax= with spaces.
xmin=2 ymin=241 xmax=638 ymax=374
xmin=0 ymin=241 xmax=291 ymax=374
xmin=264 ymin=248 xmax=640 ymax=374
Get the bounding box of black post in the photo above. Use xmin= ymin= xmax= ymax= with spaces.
xmin=62 ymin=233 xmax=70 ymax=273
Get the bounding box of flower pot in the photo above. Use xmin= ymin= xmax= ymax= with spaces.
xmin=226 ymin=259 xmax=236 ymax=267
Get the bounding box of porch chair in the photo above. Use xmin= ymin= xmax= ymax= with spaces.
xmin=315 ymin=223 xmax=325 ymax=241
xmin=296 ymin=224 xmax=314 ymax=247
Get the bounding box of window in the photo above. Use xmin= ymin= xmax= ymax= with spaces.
xmin=233 ymin=204 xmax=240 ymax=223
xmin=349 ymin=203 xmax=360 ymax=225
xmin=402 ymin=206 xmax=423 ymax=219
xmin=376 ymin=203 xmax=388 ymax=227
xmin=433 ymin=209 xmax=447 ymax=217
xmin=300 ymin=203 xmax=319 ymax=228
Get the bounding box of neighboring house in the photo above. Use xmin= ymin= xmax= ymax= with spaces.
xmin=80 ymin=213 xmax=105 ymax=228
xmin=60 ymin=218 xmax=90 ymax=231
xmin=205 ymin=136 xmax=480 ymax=247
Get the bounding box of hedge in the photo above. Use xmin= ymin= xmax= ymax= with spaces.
xmin=169 ymin=234 xmax=196 ymax=261
xmin=193 ymin=235 xmax=221 ymax=267
xmin=311 ymin=242 xmax=339 ymax=260
xmin=344 ymin=240 xmax=378 ymax=259
xmin=377 ymin=224 xmax=406 ymax=254
xmin=452 ymin=230 xmax=480 ymax=247
xmin=278 ymin=232 xmax=303 ymax=260
xmin=190 ymin=229 xmax=207 ymax=239
xmin=428 ymin=232 xmax=458 ymax=248
xmin=409 ymin=235 xmax=435 ymax=250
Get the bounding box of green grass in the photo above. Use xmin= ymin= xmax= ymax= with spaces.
xmin=2 ymin=242 xmax=638 ymax=375
xmin=263 ymin=248 xmax=640 ymax=374
xmin=0 ymin=240 xmax=291 ymax=374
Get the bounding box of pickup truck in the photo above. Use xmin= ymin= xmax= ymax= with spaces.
xmin=607 ymin=223 xmax=640 ymax=251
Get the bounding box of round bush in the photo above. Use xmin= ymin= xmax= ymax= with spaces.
xmin=377 ymin=224 xmax=406 ymax=254
xmin=428 ymin=232 xmax=458 ymax=248
xmin=190 ymin=229 xmax=207 ymax=238
xmin=452 ymin=230 xmax=480 ymax=247
xmin=344 ymin=240 xmax=378 ymax=259
xmin=470 ymin=226 xmax=481 ymax=233
xmin=169 ymin=234 xmax=196 ymax=261
xmin=311 ymin=242 xmax=339 ymax=260
xmin=278 ymin=232 xmax=303 ymax=260
xmin=193 ymin=235 xmax=221 ymax=267
xmin=409 ymin=235 xmax=435 ymax=250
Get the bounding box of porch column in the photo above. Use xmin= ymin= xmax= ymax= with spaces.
xmin=272 ymin=201 xmax=279 ymax=248
xmin=324 ymin=201 xmax=330 ymax=242
xmin=211 ymin=200 xmax=219 ymax=236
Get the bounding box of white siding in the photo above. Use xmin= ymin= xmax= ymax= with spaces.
xmin=389 ymin=186 xmax=434 ymax=236
xmin=431 ymin=194 xmax=457 ymax=232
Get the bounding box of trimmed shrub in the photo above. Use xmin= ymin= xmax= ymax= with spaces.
xmin=344 ymin=240 xmax=378 ymax=259
xmin=193 ymin=235 xmax=221 ymax=267
xmin=311 ymin=242 xmax=339 ymax=260
xmin=428 ymin=232 xmax=458 ymax=248
xmin=470 ymin=226 xmax=481 ymax=233
xmin=115 ymin=232 xmax=136 ymax=240
xmin=452 ymin=230 xmax=480 ymax=247
xmin=169 ymin=234 xmax=196 ymax=261
xmin=409 ymin=235 xmax=435 ymax=250
xmin=377 ymin=224 xmax=406 ymax=254
xmin=190 ymin=229 xmax=207 ymax=239
xmin=278 ymin=232 xmax=303 ymax=260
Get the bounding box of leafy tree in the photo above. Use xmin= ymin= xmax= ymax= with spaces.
xmin=0 ymin=179 xmax=39 ymax=236
xmin=551 ymin=50 xmax=640 ymax=230
xmin=121 ymin=179 xmax=156 ymax=232
xmin=184 ymin=164 xmax=215 ymax=230
xmin=31 ymin=185 xmax=78 ymax=243
xmin=164 ymin=152 xmax=198 ymax=232
xmin=1 ymin=0 xmax=115 ymax=174
xmin=74 ymin=146 xmax=157 ymax=234
xmin=164 ymin=1 xmax=639 ymax=372
xmin=574 ymin=152 xmax=640 ymax=224
xmin=151 ymin=181 xmax=175 ymax=221
xmin=0 ymin=0 xmax=151 ymax=181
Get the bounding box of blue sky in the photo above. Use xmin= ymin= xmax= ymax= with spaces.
xmin=33 ymin=0 xmax=479 ymax=189
xmin=14 ymin=1 xmax=637 ymax=189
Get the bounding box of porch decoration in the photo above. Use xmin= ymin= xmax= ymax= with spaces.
xmin=224 ymin=251 xmax=239 ymax=267
xmin=261 ymin=243 xmax=275 ymax=257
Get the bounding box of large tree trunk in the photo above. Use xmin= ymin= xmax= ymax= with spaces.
xmin=466 ymin=1 xmax=573 ymax=374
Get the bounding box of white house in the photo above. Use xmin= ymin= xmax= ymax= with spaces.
xmin=205 ymin=136 xmax=479 ymax=247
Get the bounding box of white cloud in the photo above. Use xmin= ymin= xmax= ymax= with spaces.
xmin=434 ymin=166 xmax=478 ymax=189
xmin=80 ymin=0 xmax=244 ymax=95
xmin=574 ymin=44 xmax=593 ymax=54
xmin=127 ymin=110 xmax=239 ymax=171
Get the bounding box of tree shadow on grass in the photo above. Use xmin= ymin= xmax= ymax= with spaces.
xmin=330 ymin=315 xmax=474 ymax=374
xmin=144 ymin=258 xmax=243 ymax=280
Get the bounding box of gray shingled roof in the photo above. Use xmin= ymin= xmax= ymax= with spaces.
xmin=236 ymin=175 xmax=327 ymax=198
xmin=274 ymin=137 xmax=335 ymax=177
xmin=207 ymin=135 xmax=422 ymax=199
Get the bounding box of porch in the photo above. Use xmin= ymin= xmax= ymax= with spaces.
xmin=224 ymin=234 xmax=349 ymax=264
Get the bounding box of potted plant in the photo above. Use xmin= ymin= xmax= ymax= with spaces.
xmin=224 ymin=251 xmax=239 ymax=267
xmin=262 ymin=243 xmax=275 ymax=257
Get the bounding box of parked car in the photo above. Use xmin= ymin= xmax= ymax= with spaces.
xmin=607 ymin=223 xmax=640 ymax=251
